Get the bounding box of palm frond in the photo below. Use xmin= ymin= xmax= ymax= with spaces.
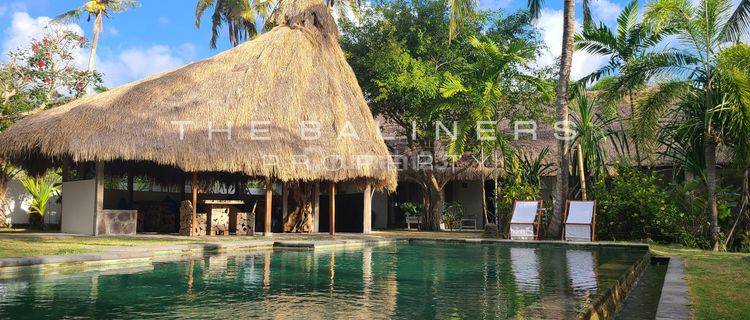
xmin=719 ymin=0 xmax=750 ymax=43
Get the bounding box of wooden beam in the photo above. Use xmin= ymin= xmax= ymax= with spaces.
xmin=329 ymin=182 xmax=336 ymax=236
xmin=264 ymin=180 xmax=273 ymax=236
xmin=313 ymin=182 xmax=320 ymax=233
xmin=93 ymin=160 xmax=105 ymax=236
xmin=363 ymin=184 xmax=372 ymax=234
xmin=191 ymin=173 xmax=198 ymax=235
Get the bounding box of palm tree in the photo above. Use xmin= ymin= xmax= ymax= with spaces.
xmin=55 ymin=0 xmax=140 ymax=74
xmin=526 ymin=0 xmax=582 ymax=237
xmin=195 ymin=0 xmax=272 ymax=49
xmin=574 ymin=0 xmax=675 ymax=165
xmin=638 ymin=0 xmax=750 ymax=250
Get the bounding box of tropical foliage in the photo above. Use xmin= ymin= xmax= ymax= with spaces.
xmin=20 ymin=173 xmax=61 ymax=228
xmin=341 ymin=0 xmax=548 ymax=230
xmin=195 ymin=0 xmax=272 ymax=48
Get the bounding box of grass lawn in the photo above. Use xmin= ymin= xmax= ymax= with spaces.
xmin=651 ymin=244 xmax=750 ymax=319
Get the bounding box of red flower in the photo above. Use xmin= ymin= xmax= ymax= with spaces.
xmin=78 ymin=36 xmax=86 ymax=43
xmin=37 ymin=59 xmax=46 ymax=68
xmin=42 ymin=39 xmax=49 ymax=46
xmin=32 ymin=44 xmax=39 ymax=52
xmin=76 ymin=82 xmax=85 ymax=91
xmin=44 ymin=76 xmax=53 ymax=84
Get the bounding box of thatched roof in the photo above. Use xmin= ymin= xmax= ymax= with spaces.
xmin=0 ymin=0 xmax=397 ymax=190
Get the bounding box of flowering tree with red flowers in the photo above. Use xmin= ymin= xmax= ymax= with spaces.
xmin=0 ymin=27 xmax=102 ymax=228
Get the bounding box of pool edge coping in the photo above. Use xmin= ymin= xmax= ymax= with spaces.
xmin=654 ymin=257 xmax=693 ymax=320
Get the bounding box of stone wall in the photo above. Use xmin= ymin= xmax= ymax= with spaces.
xmin=236 ymin=212 xmax=255 ymax=235
xmin=580 ymin=251 xmax=651 ymax=320
xmin=97 ymin=210 xmax=138 ymax=235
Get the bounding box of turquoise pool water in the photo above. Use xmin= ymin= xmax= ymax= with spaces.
xmin=0 ymin=242 xmax=646 ymax=319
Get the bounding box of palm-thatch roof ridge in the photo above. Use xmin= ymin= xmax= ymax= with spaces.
xmin=0 ymin=0 xmax=397 ymax=190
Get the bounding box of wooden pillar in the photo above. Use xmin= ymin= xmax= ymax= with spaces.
xmin=313 ymin=182 xmax=320 ymax=233
xmin=363 ymin=184 xmax=372 ymax=234
xmin=329 ymin=182 xmax=336 ymax=236
xmin=281 ymin=182 xmax=288 ymax=231
xmin=127 ymin=171 xmax=134 ymax=210
xmin=94 ymin=160 xmax=104 ymax=236
xmin=191 ymin=173 xmax=198 ymax=234
xmin=264 ymin=180 xmax=273 ymax=236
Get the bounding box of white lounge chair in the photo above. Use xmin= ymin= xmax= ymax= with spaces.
xmin=509 ymin=200 xmax=543 ymax=240
xmin=562 ymin=201 xmax=597 ymax=242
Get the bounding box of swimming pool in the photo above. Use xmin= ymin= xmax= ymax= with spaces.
xmin=0 ymin=242 xmax=647 ymax=319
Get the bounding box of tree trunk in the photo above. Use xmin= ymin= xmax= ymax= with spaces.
xmin=547 ymin=0 xmax=575 ymax=238
xmin=282 ymin=181 xmax=315 ymax=232
xmin=628 ymin=89 xmax=642 ymax=166
xmin=87 ymin=12 xmax=102 ymax=74
xmin=725 ymin=168 xmax=748 ymax=249
xmin=0 ymin=175 xmax=8 ymax=228
xmin=705 ymin=140 xmax=720 ymax=251
xmin=481 ymin=176 xmax=488 ymax=226
xmin=420 ymin=173 xmax=445 ymax=231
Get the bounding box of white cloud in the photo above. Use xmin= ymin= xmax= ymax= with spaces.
xmin=2 ymin=11 xmax=196 ymax=88
xmin=2 ymin=12 xmax=85 ymax=61
xmin=97 ymin=43 xmax=196 ymax=86
xmin=590 ymin=0 xmax=621 ymax=24
xmin=108 ymin=26 xmax=119 ymax=37
xmin=533 ymin=9 xmax=611 ymax=81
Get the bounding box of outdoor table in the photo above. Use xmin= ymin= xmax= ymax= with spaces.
xmin=203 ymin=200 xmax=245 ymax=236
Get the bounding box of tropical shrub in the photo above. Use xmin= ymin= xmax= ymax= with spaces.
xmin=442 ymin=202 xmax=464 ymax=230
xmin=496 ymin=147 xmax=552 ymax=229
xmin=593 ymin=165 xmax=705 ymax=246
xmin=20 ymin=174 xmax=61 ymax=228
xmin=398 ymin=202 xmax=421 ymax=218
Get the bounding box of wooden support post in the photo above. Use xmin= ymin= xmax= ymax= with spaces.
xmin=94 ymin=160 xmax=104 ymax=236
xmin=313 ymin=182 xmax=320 ymax=233
xmin=329 ymin=182 xmax=336 ymax=236
xmin=192 ymin=173 xmax=198 ymax=235
xmin=264 ymin=180 xmax=273 ymax=236
xmin=281 ymin=182 xmax=288 ymax=231
xmin=127 ymin=171 xmax=134 ymax=210
xmin=363 ymin=184 xmax=372 ymax=234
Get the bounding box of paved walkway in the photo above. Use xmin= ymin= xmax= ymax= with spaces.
xmin=656 ymin=257 xmax=693 ymax=320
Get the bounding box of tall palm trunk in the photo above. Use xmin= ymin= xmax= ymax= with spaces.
xmin=628 ymin=89 xmax=642 ymax=166
xmin=705 ymin=139 xmax=720 ymax=251
xmin=0 ymin=174 xmax=8 ymax=228
xmin=87 ymin=12 xmax=103 ymax=74
xmin=547 ymin=0 xmax=575 ymax=238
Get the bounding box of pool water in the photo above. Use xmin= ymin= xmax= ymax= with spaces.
xmin=0 ymin=242 xmax=646 ymax=319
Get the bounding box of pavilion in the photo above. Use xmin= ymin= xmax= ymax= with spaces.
xmin=0 ymin=0 xmax=396 ymax=236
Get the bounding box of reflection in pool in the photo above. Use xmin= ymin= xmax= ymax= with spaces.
xmin=0 ymin=242 xmax=646 ymax=319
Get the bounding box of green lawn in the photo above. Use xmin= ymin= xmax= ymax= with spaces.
xmin=651 ymin=244 xmax=750 ymax=320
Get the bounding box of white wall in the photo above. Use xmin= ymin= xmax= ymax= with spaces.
xmin=372 ymin=191 xmax=389 ymax=229
xmin=4 ymin=180 xmax=61 ymax=226
xmin=61 ymin=179 xmax=96 ymax=235
xmin=449 ymin=180 xmax=484 ymax=228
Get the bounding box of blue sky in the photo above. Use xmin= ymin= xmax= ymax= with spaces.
xmin=0 ymin=0 xmax=634 ymax=86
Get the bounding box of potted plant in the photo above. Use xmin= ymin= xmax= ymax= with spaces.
xmin=398 ymin=202 xmax=422 ymax=230
xmin=442 ymin=202 xmax=464 ymax=231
